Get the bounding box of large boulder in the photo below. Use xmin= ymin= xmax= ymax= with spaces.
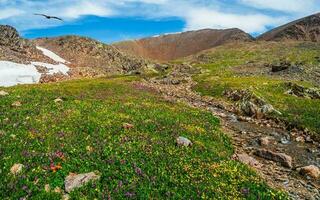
xmin=254 ymin=149 xmax=293 ymax=168
xmin=298 ymin=165 xmax=320 ymax=179
xmin=224 ymin=89 xmax=281 ymax=119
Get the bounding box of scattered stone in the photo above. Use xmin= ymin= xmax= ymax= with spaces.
xmin=254 ymin=149 xmax=293 ymax=168
xmin=54 ymin=98 xmax=63 ymax=103
xmin=62 ymin=194 xmax=70 ymax=200
xmin=65 ymin=172 xmax=100 ymax=193
xmin=234 ymin=153 xmax=261 ymax=168
xmin=285 ymin=82 xmax=320 ymax=99
xmin=298 ymin=165 xmax=320 ymax=179
xmin=295 ymin=136 xmax=305 ymax=143
xmin=176 ymin=136 xmax=192 ymax=147
xmin=0 ymin=90 xmax=9 ymax=96
xmin=280 ymin=137 xmax=290 ymax=144
xmin=259 ymin=137 xmax=272 ymax=146
xmin=44 ymin=184 xmax=50 ymax=192
xmin=123 ymin=123 xmax=134 ymax=130
xmin=10 ymin=163 xmax=24 ymax=175
xmin=11 ymin=101 xmax=22 ymax=107
xmin=271 ymin=62 xmax=289 ymax=72
xmin=54 ymin=186 xmax=62 ymax=193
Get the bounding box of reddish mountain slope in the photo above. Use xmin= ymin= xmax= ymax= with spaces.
xmin=113 ymin=28 xmax=253 ymax=61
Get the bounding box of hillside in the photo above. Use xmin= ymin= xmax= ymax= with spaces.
xmin=113 ymin=28 xmax=253 ymax=61
xmin=258 ymin=13 xmax=320 ymax=42
xmin=0 ymin=25 xmax=149 ymax=87
xmin=0 ymin=77 xmax=286 ymax=199
xmin=34 ymin=36 xmax=148 ymax=76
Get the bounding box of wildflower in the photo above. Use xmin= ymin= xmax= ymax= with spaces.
xmin=50 ymin=162 xmax=62 ymax=172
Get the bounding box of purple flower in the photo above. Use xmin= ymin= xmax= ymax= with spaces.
xmin=124 ymin=192 xmax=135 ymax=198
xmin=135 ymin=167 xmax=143 ymax=176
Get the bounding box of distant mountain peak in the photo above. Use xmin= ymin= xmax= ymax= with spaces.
xmin=113 ymin=28 xmax=253 ymax=61
xmin=258 ymin=13 xmax=320 ymax=42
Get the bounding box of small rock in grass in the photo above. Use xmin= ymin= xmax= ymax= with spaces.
xmin=54 ymin=98 xmax=63 ymax=103
xmin=65 ymin=172 xmax=100 ymax=193
xmin=254 ymin=149 xmax=293 ymax=168
xmin=54 ymin=186 xmax=62 ymax=193
xmin=10 ymin=163 xmax=24 ymax=175
xmin=62 ymin=194 xmax=70 ymax=200
xmin=44 ymin=184 xmax=51 ymax=192
xmin=0 ymin=90 xmax=9 ymax=96
xmin=298 ymin=165 xmax=320 ymax=179
xmin=11 ymin=101 xmax=22 ymax=107
xmin=176 ymin=136 xmax=192 ymax=147
xmin=123 ymin=123 xmax=134 ymax=130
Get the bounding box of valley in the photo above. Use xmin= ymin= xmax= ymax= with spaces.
xmin=1 ymin=12 xmax=320 ymax=200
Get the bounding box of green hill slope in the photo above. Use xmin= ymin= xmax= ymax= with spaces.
xmin=0 ymin=77 xmax=286 ymax=199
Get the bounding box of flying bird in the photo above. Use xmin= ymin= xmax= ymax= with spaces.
xmin=34 ymin=13 xmax=63 ymax=21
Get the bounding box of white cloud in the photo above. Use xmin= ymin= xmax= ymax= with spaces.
xmin=0 ymin=8 xmax=23 ymax=20
xmin=240 ymin=0 xmax=319 ymax=13
xmin=0 ymin=0 xmax=318 ymax=34
xmin=179 ymin=7 xmax=285 ymax=33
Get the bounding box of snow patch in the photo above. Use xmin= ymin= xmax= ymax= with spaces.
xmin=0 ymin=61 xmax=41 ymax=87
xmin=36 ymin=46 xmax=68 ymax=63
xmin=0 ymin=46 xmax=71 ymax=87
xmin=31 ymin=62 xmax=69 ymax=75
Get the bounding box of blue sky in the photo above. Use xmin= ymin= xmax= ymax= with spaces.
xmin=0 ymin=0 xmax=319 ymax=43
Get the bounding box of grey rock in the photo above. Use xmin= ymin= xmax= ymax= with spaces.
xmin=176 ymin=136 xmax=192 ymax=147
xmin=65 ymin=172 xmax=100 ymax=193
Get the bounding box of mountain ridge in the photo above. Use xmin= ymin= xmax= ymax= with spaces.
xmin=113 ymin=28 xmax=254 ymax=61
xmin=258 ymin=12 xmax=320 ymax=42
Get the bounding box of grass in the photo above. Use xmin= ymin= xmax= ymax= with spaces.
xmin=192 ymin=41 xmax=320 ymax=137
xmin=0 ymin=77 xmax=287 ymax=199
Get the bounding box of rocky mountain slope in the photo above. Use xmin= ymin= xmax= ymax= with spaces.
xmin=34 ymin=36 xmax=148 ymax=76
xmin=258 ymin=13 xmax=320 ymax=42
xmin=113 ymin=28 xmax=254 ymax=61
xmin=0 ymin=25 xmax=53 ymax=64
xmin=0 ymin=25 xmax=149 ymax=86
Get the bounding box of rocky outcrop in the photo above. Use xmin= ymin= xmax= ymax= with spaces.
xmin=258 ymin=13 xmax=320 ymax=42
xmin=254 ymin=149 xmax=293 ymax=168
xmin=0 ymin=25 xmax=24 ymax=48
xmin=0 ymin=25 xmax=55 ymax=64
xmin=285 ymin=82 xmax=320 ymax=99
xmin=114 ymin=28 xmax=254 ymax=61
xmin=224 ymin=89 xmax=281 ymax=119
